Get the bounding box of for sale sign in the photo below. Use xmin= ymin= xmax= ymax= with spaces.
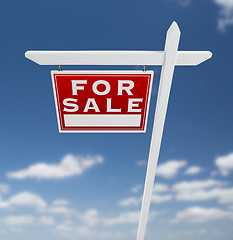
xmin=51 ymin=71 xmax=154 ymax=132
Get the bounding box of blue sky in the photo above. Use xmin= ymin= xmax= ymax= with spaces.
xmin=0 ymin=0 xmax=233 ymax=239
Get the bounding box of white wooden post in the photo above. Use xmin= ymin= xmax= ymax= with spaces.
xmin=137 ymin=22 xmax=180 ymax=240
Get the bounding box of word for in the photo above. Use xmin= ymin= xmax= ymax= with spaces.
xmin=63 ymin=80 xmax=143 ymax=113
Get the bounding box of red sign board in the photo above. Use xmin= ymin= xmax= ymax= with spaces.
xmin=51 ymin=71 xmax=154 ymax=132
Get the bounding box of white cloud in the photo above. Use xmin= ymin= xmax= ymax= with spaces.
xmin=77 ymin=208 xmax=159 ymax=228
xmin=173 ymin=179 xmax=233 ymax=204
xmin=99 ymin=231 xmax=123 ymax=239
xmin=0 ymin=192 xmax=46 ymax=210
xmin=0 ymin=184 xmax=9 ymax=194
xmin=174 ymin=0 xmax=233 ymax=31
xmin=175 ymin=187 xmax=233 ymax=203
xmin=173 ymin=179 xmax=226 ymax=192
xmin=131 ymin=184 xmax=142 ymax=193
xmin=77 ymin=226 xmax=92 ymax=236
xmin=103 ymin=210 xmax=158 ymax=226
xmin=77 ymin=209 xmax=138 ymax=227
xmin=76 ymin=227 xmax=123 ymax=239
xmin=153 ymin=183 xmax=169 ymax=193
xmin=38 ymin=216 xmax=55 ymax=225
xmin=151 ymin=194 xmax=172 ymax=203
xmin=172 ymin=206 xmax=233 ymax=223
xmin=217 ymin=188 xmax=233 ymax=204
xmin=2 ymin=216 xmax=35 ymax=226
xmin=157 ymin=160 xmax=187 ymax=179
xmin=166 ymin=229 xmax=207 ymax=238
xmin=46 ymin=206 xmax=76 ymax=217
xmin=8 ymin=192 xmax=46 ymax=209
xmin=214 ymin=0 xmax=233 ymax=31
xmin=52 ymin=199 xmax=70 ymax=206
xmin=79 ymin=209 xmax=100 ymax=226
xmin=185 ymin=166 xmax=203 ymax=175
xmin=103 ymin=211 xmax=140 ymax=226
xmin=119 ymin=184 xmax=171 ymax=206
xmin=215 ymin=152 xmax=233 ymax=176
xmin=55 ymin=221 xmax=74 ymax=232
xmin=7 ymin=154 xmax=104 ymax=180
xmin=120 ymin=178 xmax=233 ymax=207
xmin=118 ymin=197 xmax=141 ymax=207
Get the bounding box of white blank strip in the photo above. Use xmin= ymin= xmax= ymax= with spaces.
xmin=64 ymin=114 xmax=141 ymax=127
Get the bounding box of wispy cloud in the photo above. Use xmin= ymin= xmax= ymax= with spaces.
xmin=119 ymin=183 xmax=171 ymax=207
xmin=185 ymin=166 xmax=203 ymax=175
xmin=2 ymin=215 xmax=55 ymax=226
xmin=118 ymin=197 xmax=141 ymax=207
xmin=174 ymin=0 xmax=233 ymax=31
xmin=172 ymin=179 xmax=226 ymax=192
xmin=151 ymin=194 xmax=172 ymax=203
xmin=136 ymin=160 xmax=147 ymax=166
xmin=172 ymin=206 xmax=233 ymax=223
xmin=38 ymin=216 xmax=55 ymax=225
xmin=77 ymin=208 xmax=160 ymax=228
xmin=131 ymin=184 xmax=142 ymax=194
xmin=157 ymin=160 xmax=187 ymax=179
xmin=2 ymin=216 xmax=35 ymax=226
xmin=79 ymin=209 xmax=101 ymax=226
xmin=55 ymin=220 xmax=74 ymax=233
xmin=56 ymin=220 xmax=124 ymax=239
xmin=173 ymin=179 xmax=233 ymax=205
xmin=103 ymin=211 xmax=141 ymax=226
xmin=7 ymin=154 xmax=104 ymax=180
xmin=0 ymin=184 xmax=9 ymax=194
xmin=175 ymin=187 xmax=233 ymax=204
xmin=176 ymin=0 xmax=191 ymax=7
xmin=52 ymin=199 xmax=70 ymax=206
xmin=46 ymin=206 xmax=77 ymax=217
xmin=153 ymin=183 xmax=169 ymax=193
xmin=214 ymin=0 xmax=233 ymax=31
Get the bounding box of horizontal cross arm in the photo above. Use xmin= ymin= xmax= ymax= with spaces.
xmin=25 ymin=50 xmax=212 ymax=66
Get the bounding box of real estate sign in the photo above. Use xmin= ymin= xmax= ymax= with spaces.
xmin=51 ymin=71 xmax=154 ymax=133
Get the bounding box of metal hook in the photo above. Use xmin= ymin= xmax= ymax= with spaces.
xmin=58 ymin=65 xmax=63 ymax=71
xmin=143 ymin=65 xmax=147 ymax=71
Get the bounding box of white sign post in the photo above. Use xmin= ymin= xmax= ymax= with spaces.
xmin=137 ymin=21 xmax=180 ymax=240
xmin=25 ymin=21 xmax=212 ymax=240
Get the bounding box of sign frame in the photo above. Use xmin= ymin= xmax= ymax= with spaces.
xmin=51 ymin=70 xmax=154 ymax=133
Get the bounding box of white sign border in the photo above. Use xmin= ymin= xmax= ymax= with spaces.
xmin=51 ymin=70 xmax=154 ymax=133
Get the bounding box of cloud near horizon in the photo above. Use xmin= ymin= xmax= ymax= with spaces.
xmin=2 ymin=216 xmax=35 ymax=226
xmin=172 ymin=206 xmax=233 ymax=223
xmin=7 ymin=154 xmax=104 ymax=180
